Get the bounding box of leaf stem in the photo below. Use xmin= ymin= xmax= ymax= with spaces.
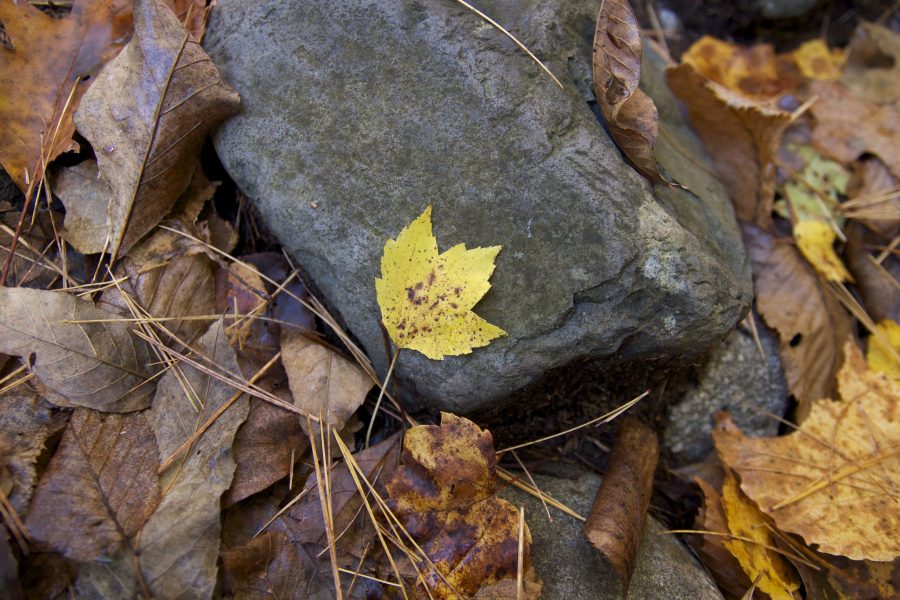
xmin=365 ymin=346 xmax=400 ymax=448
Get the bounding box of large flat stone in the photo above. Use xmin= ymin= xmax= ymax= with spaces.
xmin=205 ymin=0 xmax=751 ymax=415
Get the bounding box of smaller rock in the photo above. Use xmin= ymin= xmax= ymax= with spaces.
xmin=499 ymin=469 xmax=723 ymax=600
xmin=664 ymin=322 xmax=788 ymax=464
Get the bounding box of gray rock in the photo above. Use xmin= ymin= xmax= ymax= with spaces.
xmin=500 ymin=470 xmax=723 ymax=599
xmin=754 ymin=0 xmax=821 ymax=20
xmin=664 ymin=323 xmax=788 ymax=464
xmin=205 ymin=0 xmax=751 ymax=415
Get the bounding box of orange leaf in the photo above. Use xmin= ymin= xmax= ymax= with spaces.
xmin=0 ymin=0 xmax=131 ymax=189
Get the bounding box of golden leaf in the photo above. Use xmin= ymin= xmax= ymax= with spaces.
xmin=794 ymin=221 xmax=853 ymax=283
xmin=867 ymin=319 xmax=900 ymax=378
xmin=721 ymin=474 xmax=801 ymax=600
xmin=791 ymin=39 xmax=845 ymax=81
xmin=375 ymin=206 xmax=505 ymax=360
xmin=714 ymin=342 xmax=900 ymax=561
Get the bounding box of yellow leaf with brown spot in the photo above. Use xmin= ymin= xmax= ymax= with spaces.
xmin=792 ymin=39 xmax=845 ymax=81
xmin=714 ymin=342 xmax=900 ymax=561
xmin=721 ymin=474 xmax=801 ymax=600
xmin=386 ymin=413 xmax=534 ymax=599
xmin=867 ymin=319 xmax=900 ymax=378
xmin=375 ymin=206 xmax=505 ymax=359
xmin=794 ymin=221 xmax=853 ymax=283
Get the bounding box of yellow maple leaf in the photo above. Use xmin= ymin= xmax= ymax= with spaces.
xmin=721 ymin=474 xmax=800 ymax=600
xmin=791 ymin=39 xmax=845 ymax=81
xmin=375 ymin=206 xmax=505 ymax=360
xmin=867 ymin=319 xmax=900 ymax=378
xmin=794 ymin=220 xmax=853 ymax=282
xmin=714 ymin=342 xmax=900 ymax=561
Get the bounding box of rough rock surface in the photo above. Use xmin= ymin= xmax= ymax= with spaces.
xmin=205 ymin=0 xmax=752 ymax=414
xmin=664 ymin=322 xmax=789 ymax=464
xmin=499 ymin=469 xmax=724 ymax=599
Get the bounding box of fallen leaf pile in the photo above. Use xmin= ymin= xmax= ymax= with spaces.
xmin=661 ymin=20 xmax=900 ymax=598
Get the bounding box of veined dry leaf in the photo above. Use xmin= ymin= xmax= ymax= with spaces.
xmin=215 ymin=261 xmax=268 ymax=349
xmin=667 ymin=64 xmax=791 ymax=227
xmin=808 ymin=81 xmax=900 ymax=179
xmin=793 ymin=221 xmax=853 ymax=283
xmin=714 ymin=342 xmax=900 ymax=561
xmin=78 ymin=320 xmax=250 ymax=597
xmin=0 ymin=0 xmax=130 ymax=189
xmin=825 ymin=554 xmax=900 ymax=599
xmin=692 ymin=478 xmax=753 ymax=600
xmin=742 ymin=224 xmax=853 ymax=413
xmin=74 ymin=0 xmax=240 ymax=259
xmin=166 ymin=0 xmax=212 ymax=41
xmin=592 ymin=0 xmax=669 ymax=184
xmin=224 ymin=397 xmax=308 ymax=507
xmin=281 ymin=331 xmax=372 ymax=433
xmin=867 ymin=320 xmax=900 ymax=378
xmin=842 ymin=21 xmax=900 ymax=105
xmin=0 ymin=381 xmax=67 ymax=514
xmin=845 ymin=223 xmax=900 ymax=323
xmin=376 ymin=207 xmax=505 ymax=359
xmin=720 ymin=474 xmax=801 ymax=600
xmin=100 ymin=226 xmax=216 ymax=344
xmin=283 ymin=433 xmax=401 ymax=548
xmin=220 ymin=531 xmax=316 ymax=600
xmin=0 ymin=287 xmax=155 ymax=412
xmin=25 ymin=409 xmax=160 ymax=562
xmin=0 ymin=210 xmax=57 ymax=288
xmin=385 ymin=413 xmax=531 ymax=599
xmin=583 ymin=417 xmax=659 ymax=594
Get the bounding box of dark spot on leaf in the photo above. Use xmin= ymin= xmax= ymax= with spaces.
xmin=790 ymin=333 xmax=802 ymax=347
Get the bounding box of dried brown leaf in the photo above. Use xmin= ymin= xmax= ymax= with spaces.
xmin=667 ymin=63 xmax=790 ymax=227
xmin=592 ymin=0 xmax=669 ymax=184
xmin=0 ymin=287 xmax=155 ymax=412
xmin=281 ymin=332 xmax=372 ymax=433
xmin=224 ymin=397 xmax=308 ymax=507
xmin=219 ymin=531 xmax=311 ymax=600
xmin=74 ymin=0 xmax=239 ymax=259
xmin=386 ymin=413 xmax=530 ymax=599
xmin=25 ymin=409 xmax=160 ymax=562
xmin=0 ymin=0 xmax=130 ymax=189
xmin=0 ymin=381 xmax=66 ymax=515
xmin=583 ymin=417 xmax=659 ymax=594
xmin=714 ymin=342 xmax=900 ymax=561
xmin=692 ymin=477 xmax=753 ymax=600
xmin=100 ymin=227 xmax=217 ymax=344
xmin=841 ymin=21 xmax=900 ymax=106
xmin=742 ymin=224 xmax=853 ymax=413
xmin=845 ymin=223 xmax=899 ymax=324
xmin=809 ymin=81 xmax=900 ymax=179
xmin=77 ymin=320 xmax=250 ymax=597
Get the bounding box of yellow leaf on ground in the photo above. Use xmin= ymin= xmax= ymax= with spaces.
xmin=792 ymin=39 xmax=845 ymax=81
xmin=794 ymin=221 xmax=853 ymax=282
xmin=714 ymin=342 xmax=900 ymax=561
xmin=375 ymin=206 xmax=505 ymax=359
xmin=681 ymin=35 xmax=795 ymax=98
xmin=721 ymin=474 xmax=801 ymax=600
xmin=867 ymin=320 xmax=900 ymax=378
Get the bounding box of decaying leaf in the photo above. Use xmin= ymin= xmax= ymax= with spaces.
xmin=0 ymin=381 xmax=67 ymax=514
xmin=841 ymin=21 xmax=900 ymax=105
xmin=742 ymin=224 xmax=853 ymax=412
xmin=681 ymin=35 xmax=797 ymax=98
xmin=793 ymin=221 xmax=853 ymax=283
xmin=692 ymin=478 xmax=753 ymax=600
xmin=0 ymin=287 xmax=155 ymax=412
xmin=583 ymin=417 xmax=659 ymax=594
xmin=281 ymin=332 xmax=372 ymax=433
xmin=776 ymin=144 xmax=848 ymax=225
xmin=0 ymin=0 xmax=130 ymax=189
xmin=74 ymin=0 xmax=240 ymax=259
xmin=667 ymin=64 xmax=791 ymax=227
xmin=808 ymin=81 xmax=900 ymax=179
xmin=845 ymin=223 xmax=900 ymax=323
xmin=25 ymin=409 xmax=160 ymax=562
xmin=720 ymin=474 xmax=801 ymax=600
xmin=53 ymin=160 xmax=113 ymax=254
xmin=224 ymin=397 xmax=308 ymax=507
xmin=283 ymin=432 xmax=400 ymax=547
xmin=592 ymin=0 xmax=669 ymax=184
xmin=78 ymin=320 xmax=250 ymax=597
xmin=376 ymin=207 xmax=505 ymax=359
xmin=220 ymin=531 xmax=328 ymax=600
xmin=100 ymin=226 xmax=217 ymax=344
xmin=386 ymin=413 xmax=532 ymax=599
xmin=867 ymin=319 xmax=900 ymax=378
xmin=216 ymin=260 xmax=268 ymax=349
xmin=714 ymin=342 xmax=900 ymax=561
xmin=791 ymin=39 xmax=845 ymax=81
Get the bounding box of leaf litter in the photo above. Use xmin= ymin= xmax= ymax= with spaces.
xmin=2 ymin=1 xmax=900 ymax=598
